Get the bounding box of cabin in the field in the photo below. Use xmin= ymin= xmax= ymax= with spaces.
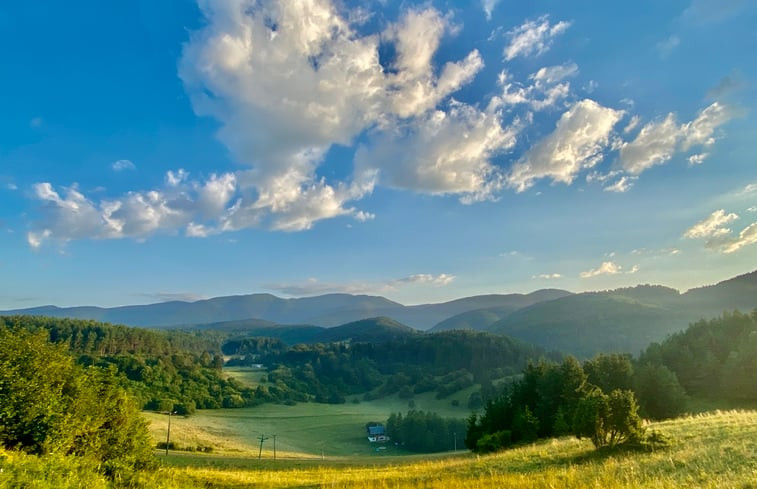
xmin=366 ymin=423 xmax=389 ymax=443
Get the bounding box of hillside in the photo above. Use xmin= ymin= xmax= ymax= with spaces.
xmin=313 ymin=317 xmax=418 ymax=343
xmin=482 ymin=274 xmax=757 ymax=357
xmin=428 ymin=289 xmax=573 ymax=332
xmin=486 ymin=292 xmax=691 ymax=357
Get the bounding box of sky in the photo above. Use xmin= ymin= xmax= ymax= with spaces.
xmin=1 ymin=0 xmax=756 ymax=309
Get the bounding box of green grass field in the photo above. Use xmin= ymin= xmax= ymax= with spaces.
xmin=6 ymin=410 xmax=757 ymax=488
xmin=142 ymin=410 xmax=757 ymax=488
xmin=145 ymin=392 xmax=473 ymax=458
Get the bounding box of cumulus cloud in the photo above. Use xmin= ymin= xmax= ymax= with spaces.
xmin=508 ymin=99 xmax=624 ymax=191
xmin=26 ymin=174 xmax=240 ymax=247
xmin=266 ymin=273 xmax=455 ymax=297
xmin=177 ymin=0 xmax=492 ymax=232
xmin=684 ymin=209 xmax=756 ymax=253
xmin=112 ymin=159 xmax=136 ymax=171
xmin=355 ymin=100 xmax=519 ymax=202
xmin=504 ymin=15 xmax=571 ymax=61
xmin=683 ymin=209 xmax=738 ymax=239
xmin=579 ymin=261 xmax=624 ymax=278
xmin=619 ymin=102 xmax=731 ymax=175
xmin=494 ymin=63 xmax=576 ymax=111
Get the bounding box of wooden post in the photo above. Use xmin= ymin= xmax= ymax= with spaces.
xmin=258 ymin=434 xmax=269 ymax=459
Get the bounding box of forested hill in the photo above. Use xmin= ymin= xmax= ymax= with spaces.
xmin=638 ymin=310 xmax=757 ymax=402
xmin=0 ymin=315 xmax=554 ymax=411
xmin=480 ymin=272 xmax=757 ymax=357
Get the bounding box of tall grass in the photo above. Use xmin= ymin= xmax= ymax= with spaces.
xmin=3 ymin=410 xmax=756 ymax=488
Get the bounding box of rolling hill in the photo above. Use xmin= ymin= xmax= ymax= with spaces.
xmin=484 ymin=272 xmax=757 ymax=357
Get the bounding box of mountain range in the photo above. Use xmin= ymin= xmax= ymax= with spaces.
xmin=3 ymin=270 xmax=756 ymax=357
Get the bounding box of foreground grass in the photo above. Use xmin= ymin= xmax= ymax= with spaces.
xmin=3 ymin=410 xmax=756 ymax=488
xmin=155 ymin=410 xmax=757 ymax=488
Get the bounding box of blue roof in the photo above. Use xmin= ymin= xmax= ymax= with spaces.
xmin=368 ymin=426 xmax=385 ymax=435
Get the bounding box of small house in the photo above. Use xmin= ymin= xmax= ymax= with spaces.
xmin=366 ymin=424 xmax=389 ymax=443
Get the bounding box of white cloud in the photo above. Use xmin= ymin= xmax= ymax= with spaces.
xmin=494 ymin=63 xmax=577 ymax=112
xmin=27 ymin=229 xmax=52 ymax=249
xmin=355 ymin=100 xmax=519 ymax=202
xmin=27 ymin=174 xmax=240 ymax=247
xmin=604 ymin=176 xmax=636 ymax=193
xmin=580 ymin=261 xmax=623 ymax=278
xmin=396 ymin=273 xmax=455 ymax=286
xmin=508 ymin=99 xmax=624 ymax=191
xmin=683 ymin=209 xmax=739 ymax=239
xmin=656 ymin=35 xmax=680 ymax=59
xmin=748 ymin=206 xmax=757 ymax=213
xmin=5 ymin=183 xmax=18 ymax=191
xmin=623 ymin=115 xmax=641 ymax=134
xmin=176 ymin=0 xmax=488 ymax=232
xmin=481 ymin=0 xmax=501 ymax=20
xmin=688 ymin=153 xmax=709 ymax=165
xmin=741 ymin=183 xmax=757 ymax=194
xmin=504 ymin=15 xmax=571 ymax=61
xmin=166 ymin=169 xmax=189 ymax=187
xmin=619 ymin=102 xmax=731 ymax=175
xmin=684 ymin=209 xmax=756 ymax=253
xmin=532 ymin=273 xmax=562 ymax=280
xmin=112 ymin=159 xmax=136 ymax=172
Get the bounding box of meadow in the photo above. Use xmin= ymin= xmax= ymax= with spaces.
xmin=146 ymin=410 xmax=757 ymax=488
xmin=144 ymin=377 xmax=474 ymax=459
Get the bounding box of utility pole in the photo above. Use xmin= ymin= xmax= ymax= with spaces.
xmin=258 ymin=434 xmax=270 ymax=460
xmin=453 ymin=432 xmax=457 ymax=452
xmin=165 ymin=411 xmax=176 ymax=457
xmin=273 ymin=434 xmax=277 ymax=460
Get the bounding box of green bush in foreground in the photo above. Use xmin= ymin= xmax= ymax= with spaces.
xmin=0 ymin=327 xmax=155 ymax=480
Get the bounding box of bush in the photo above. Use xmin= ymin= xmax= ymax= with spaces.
xmin=0 ymin=328 xmax=155 ymax=478
xmin=573 ymin=389 xmax=643 ymax=448
xmin=475 ymin=430 xmax=512 ymax=453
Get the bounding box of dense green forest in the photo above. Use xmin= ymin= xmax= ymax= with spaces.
xmin=0 ymin=316 xmax=553 ymax=410
xmin=260 ymin=330 xmax=555 ymax=403
xmin=385 ymin=411 xmax=467 ymax=453
xmin=0 ymin=316 xmax=260 ymax=413
xmin=638 ymin=310 xmax=757 ymax=402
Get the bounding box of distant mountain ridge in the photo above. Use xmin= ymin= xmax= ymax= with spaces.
xmin=3 ymin=270 xmax=756 ymax=357
xmin=0 ymin=290 xmax=573 ymax=330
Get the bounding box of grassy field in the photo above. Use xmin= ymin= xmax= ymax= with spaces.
xmin=136 ymin=410 xmax=757 ymax=488
xmin=145 ymin=392 xmax=473 ymax=458
xmin=5 ymin=410 xmax=757 ymax=488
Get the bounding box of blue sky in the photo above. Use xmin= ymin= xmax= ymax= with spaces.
xmin=1 ymin=0 xmax=756 ymax=309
